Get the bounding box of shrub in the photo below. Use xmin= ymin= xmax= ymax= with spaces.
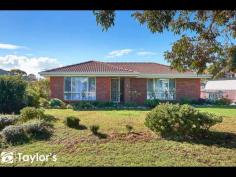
xmin=72 ymin=101 xmax=95 ymax=110
xmin=24 ymin=87 xmax=40 ymax=108
xmin=123 ymin=102 xmax=138 ymax=107
xmin=66 ymin=104 xmax=73 ymax=109
xmin=49 ymin=98 xmax=66 ymax=108
xmin=1 ymin=125 xmax=28 ymax=145
xmin=145 ymin=103 xmax=223 ymax=138
xmin=125 ymin=124 xmax=133 ymax=133
xmin=89 ymin=125 xmax=100 ymax=135
xmin=1 ymin=119 xmax=52 ymax=145
xmin=39 ymin=97 xmax=49 ymax=108
xmin=179 ymin=97 xmax=192 ymax=105
xmin=214 ymin=98 xmax=231 ymax=105
xmin=144 ymin=99 xmax=160 ymax=108
xmin=0 ymin=76 xmax=27 ymax=114
xmin=0 ymin=115 xmax=19 ymax=130
xmin=20 ymin=107 xmax=45 ymax=122
xmin=22 ymin=119 xmax=52 ymax=139
xmin=64 ymin=116 xmax=80 ymax=128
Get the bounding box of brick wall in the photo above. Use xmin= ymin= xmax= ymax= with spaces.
xmin=96 ymin=77 xmax=111 ymax=102
xmin=176 ymin=78 xmax=201 ymax=100
xmin=130 ymin=78 xmax=147 ymax=104
xmin=50 ymin=76 xmax=64 ymax=100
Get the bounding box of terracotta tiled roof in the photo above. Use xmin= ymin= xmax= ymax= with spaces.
xmin=42 ymin=60 xmax=194 ymax=74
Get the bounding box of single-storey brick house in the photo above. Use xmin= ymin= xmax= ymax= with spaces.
xmin=39 ymin=61 xmax=211 ymax=104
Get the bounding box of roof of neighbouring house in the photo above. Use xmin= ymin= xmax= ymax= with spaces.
xmin=204 ymin=79 xmax=236 ymax=90
xmin=39 ymin=60 xmax=211 ymax=78
xmin=0 ymin=69 xmax=9 ymax=75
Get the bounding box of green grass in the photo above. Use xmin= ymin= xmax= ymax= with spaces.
xmin=1 ymin=107 xmax=236 ymax=166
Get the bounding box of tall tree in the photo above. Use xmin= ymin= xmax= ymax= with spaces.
xmin=93 ymin=10 xmax=236 ymax=78
xmin=10 ymin=69 xmax=27 ymax=76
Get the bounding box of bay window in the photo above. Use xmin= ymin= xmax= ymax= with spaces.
xmin=147 ymin=79 xmax=176 ymax=100
xmin=64 ymin=77 xmax=96 ymax=100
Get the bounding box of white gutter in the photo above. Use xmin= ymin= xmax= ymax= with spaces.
xmin=39 ymin=71 xmax=212 ymax=79
xmin=39 ymin=71 xmax=139 ymax=77
xmin=138 ymin=74 xmax=212 ymax=79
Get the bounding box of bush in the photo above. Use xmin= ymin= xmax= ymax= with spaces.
xmin=89 ymin=125 xmax=100 ymax=135
xmin=24 ymin=87 xmax=40 ymax=108
xmin=145 ymin=103 xmax=223 ymax=138
xmin=66 ymin=104 xmax=73 ymax=109
xmin=20 ymin=107 xmax=45 ymax=122
xmin=144 ymin=99 xmax=160 ymax=108
xmin=49 ymin=98 xmax=66 ymax=108
xmin=179 ymin=97 xmax=192 ymax=105
xmin=22 ymin=119 xmax=52 ymax=139
xmin=1 ymin=119 xmax=52 ymax=145
xmin=214 ymin=98 xmax=231 ymax=105
xmin=1 ymin=125 xmax=28 ymax=145
xmin=0 ymin=76 xmax=27 ymax=114
xmin=39 ymin=97 xmax=49 ymax=108
xmin=123 ymin=102 xmax=138 ymax=107
xmin=125 ymin=124 xmax=133 ymax=133
xmin=0 ymin=115 xmax=19 ymax=130
xmin=64 ymin=116 xmax=80 ymax=128
xmin=72 ymin=101 xmax=95 ymax=110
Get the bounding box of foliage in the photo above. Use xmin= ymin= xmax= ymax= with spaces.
xmin=64 ymin=116 xmax=80 ymax=128
xmin=0 ymin=76 xmax=27 ymax=114
xmin=10 ymin=69 xmax=27 ymax=76
xmin=145 ymin=103 xmax=223 ymax=138
xmin=0 ymin=115 xmax=19 ymax=130
xmin=22 ymin=119 xmax=52 ymax=139
xmin=49 ymin=98 xmax=66 ymax=108
xmin=214 ymin=98 xmax=231 ymax=105
xmin=93 ymin=10 xmax=115 ymax=31
xmin=72 ymin=101 xmax=117 ymax=110
xmin=1 ymin=125 xmax=28 ymax=145
xmin=144 ymin=99 xmax=160 ymax=108
xmin=89 ymin=125 xmax=100 ymax=135
xmin=20 ymin=107 xmax=45 ymax=122
xmin=24 ymin=87 xmax=40 ymax=107
xmin=66 ymin=104 xmax=73 ymax=109
xmin=123 ymin=102 xmax=138 ymax=107
xmin=1 ymin=119 xmax=52 ymax=145
xmin=94 ymin=10 xmax=236 ymax=78
xmin=125 ymin=124 xmax=133 ymax=133
xmin=39 ymin=97 xmax=49 ymax=108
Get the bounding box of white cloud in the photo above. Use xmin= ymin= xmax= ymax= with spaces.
xmin=107 ymin=49 xmax=133 ymax=58
xmin=0 ymin=43 xmax=26 ymax=50
xmin=0 ymin=55 xmax=62 ymax=77
xmin=137 ymin=51 xmax=157 ymax=56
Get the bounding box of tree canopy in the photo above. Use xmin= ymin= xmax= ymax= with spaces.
xmin=93 ymin=10 xmax=236 ymax=78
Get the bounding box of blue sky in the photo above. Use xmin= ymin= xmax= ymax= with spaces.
xmin=0 ymin=10 xmax=182 ymax=75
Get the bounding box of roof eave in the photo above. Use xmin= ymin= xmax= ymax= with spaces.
xmin=138 ymin=74 xmax=212 ymax=79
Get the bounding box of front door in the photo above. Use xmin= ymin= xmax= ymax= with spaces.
xmin=111 ymin=78 xmax=120 ymax=102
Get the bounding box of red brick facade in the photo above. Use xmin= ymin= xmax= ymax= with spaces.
xmin=49 ymin=76 xmax=201 ymax=104
xmin=50 ymin=76 xmax=64 ymax=100
xmin=176 ymin=78 xmax=201 ymax=100
xmin=96 ymin=77 xmax=111 ymax=102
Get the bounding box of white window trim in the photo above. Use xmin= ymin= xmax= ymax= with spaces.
xmin=64 ymin=77 xmax=96 ymax=101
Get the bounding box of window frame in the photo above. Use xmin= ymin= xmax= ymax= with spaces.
xmin=64 ymin=77 xmax=96 ymax=101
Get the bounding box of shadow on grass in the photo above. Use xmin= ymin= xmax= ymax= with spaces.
xmin=74 ymin=124 xmax=87 ymax=130
xmin=165 ymin=131 xmax=236 ymax=149
xmin=195 ymin=105 xmax=236 ymax=109
xmin=93 ymin=132 xmax=108 ymax=139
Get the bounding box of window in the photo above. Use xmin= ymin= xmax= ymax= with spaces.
xmin=147 ymin=79 xmax=176 ymax=100
xmin=64 ymin=77 xmax=96 ymax=100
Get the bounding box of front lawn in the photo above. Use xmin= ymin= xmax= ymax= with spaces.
xmin=1 ymin=107 xmax=236 ymax=166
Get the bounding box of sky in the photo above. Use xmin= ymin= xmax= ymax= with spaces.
xmin=0 ymin=10 xmax=183 ymax=76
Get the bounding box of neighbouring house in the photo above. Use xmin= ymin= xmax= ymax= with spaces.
xmin=39 ymin=61 xmax=211 ymax=104
xmin=0 ymin=69 xmax=9 ymax=75
xmin=201 ymin=79 xmax=236 ymax=103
